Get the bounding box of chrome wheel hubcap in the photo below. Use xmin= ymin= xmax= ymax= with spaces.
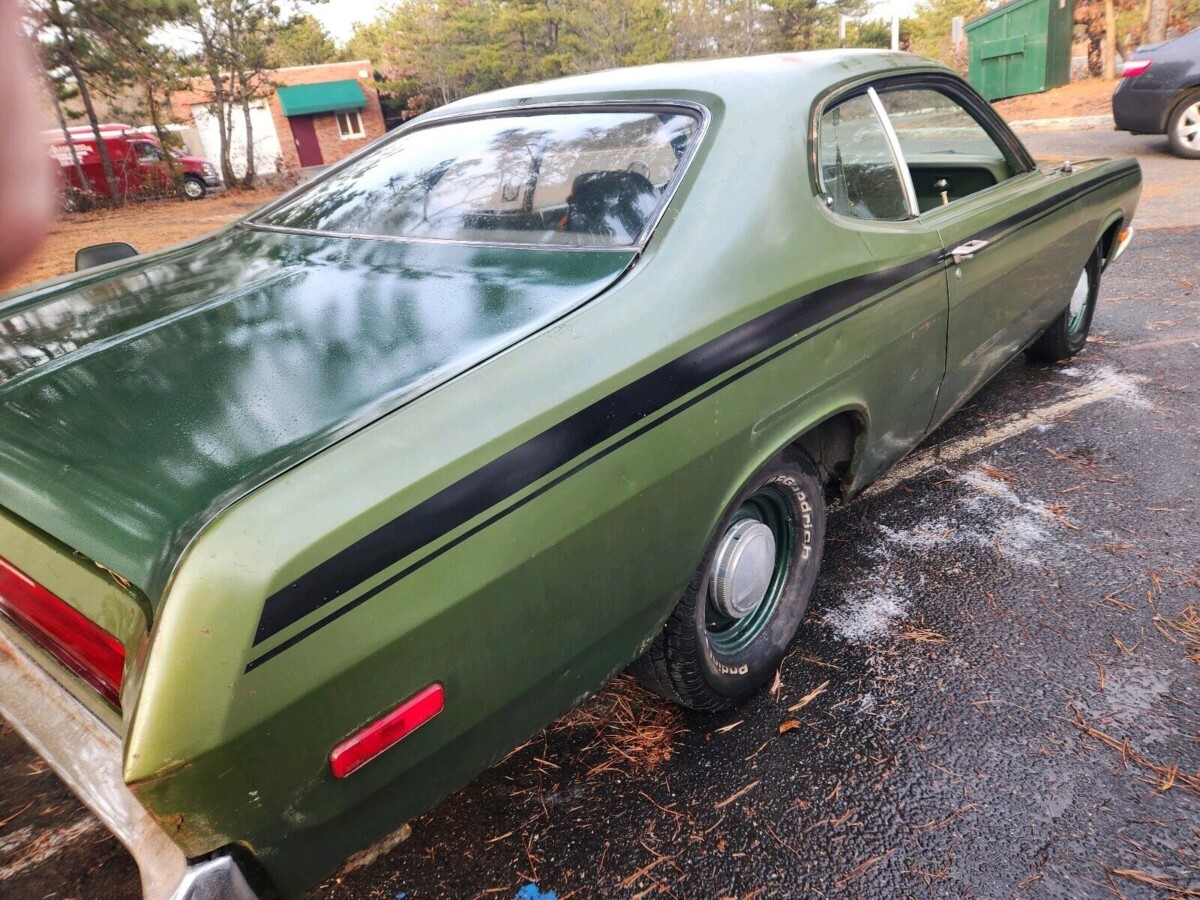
xmin=709 ymin=520 xmax=776 ymax=619
xmin=1067 ymin=268 xmax=1091 ymax=335
xmin=1069 ymin=270 xmax=1089 ymax=319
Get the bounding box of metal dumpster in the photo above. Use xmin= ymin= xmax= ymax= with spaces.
xmin=966 ymin=0 xmax=1074 ymax=101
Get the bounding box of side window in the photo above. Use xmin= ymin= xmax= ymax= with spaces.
xmin=876 ymin=88 xmax=1014 ymax=211
xmin=818 ymin=94 xmax=910 ymax=221
xmin=134 ymin=143 xmax=164 ymax=162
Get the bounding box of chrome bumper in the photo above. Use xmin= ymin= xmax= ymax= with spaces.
xmin=1107 ymin=225 xmax=1135 ymax=268
xmin=0 ymin=627 xmax=255 ymax=900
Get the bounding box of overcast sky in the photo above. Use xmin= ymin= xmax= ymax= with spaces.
xmin=304 ymin=0 xmax=921 ymax=47
xmin=304 ymin=0 xmax=387 ymax=44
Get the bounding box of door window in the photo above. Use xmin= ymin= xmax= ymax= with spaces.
xmin=875 ymin=88 xmax=1015 ymax=211
xmin=133 ymin=142 xmax=165 ymax=162
xmin=817 ymin=93 xmax=910 ymax=221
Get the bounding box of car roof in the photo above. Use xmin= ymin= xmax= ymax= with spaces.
xmin=430 ymin=51 xmax=951 ymax=117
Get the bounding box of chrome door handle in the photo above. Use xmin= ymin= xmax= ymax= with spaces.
xmin=948 ymin=240 xmax=989 ymax=265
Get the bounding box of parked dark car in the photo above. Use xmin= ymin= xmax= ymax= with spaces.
xmin=1112 ymin=28 xmax=1200 ymax=158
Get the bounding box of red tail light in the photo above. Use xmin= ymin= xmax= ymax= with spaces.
xmin=0 ymin=556 xmax=125 ymax=707
xmin=330 ymin=683 xmax=444 ymax=778
xmin=1121 ymin=59 xmax=1152 ymax=77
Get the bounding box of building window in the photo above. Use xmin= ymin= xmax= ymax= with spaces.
xmin=336 ymin=110 xmax=365 ymax=140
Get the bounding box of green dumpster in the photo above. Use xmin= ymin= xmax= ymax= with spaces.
xmin=965 ymin=0 xmax=1074 ymax=101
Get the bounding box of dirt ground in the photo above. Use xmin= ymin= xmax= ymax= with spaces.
xmin=993 ymin=77 xmax=1118 ymax=121
xmin=0 ymin=188 xmax=283 ymax=295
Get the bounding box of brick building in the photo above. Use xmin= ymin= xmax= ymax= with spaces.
xmin=171 ymin=60 xmax=387 ymax=175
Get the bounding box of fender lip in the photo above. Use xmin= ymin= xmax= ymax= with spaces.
xmin=0 ymin=623 xmax=256 ymax=899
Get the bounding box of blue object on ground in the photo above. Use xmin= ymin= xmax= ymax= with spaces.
xmin=514 ymin=885 xmax=558 ymax=900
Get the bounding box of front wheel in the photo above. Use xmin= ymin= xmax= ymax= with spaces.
xmin=631 ymin=451 xmax=826 ymax=712
xmin=1167 ymin=91 xmax=1200 ymax=160
xmin=183 ymin=175 xmax=207 ymax=200
xmin=1025 ymin=243 xmax=1102 ymax=363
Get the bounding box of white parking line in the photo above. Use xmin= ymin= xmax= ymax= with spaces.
xmin=867 ymin=368 xmax=1149 ymax=496
xmin=0 ymin=818 xmax=102 ymax=881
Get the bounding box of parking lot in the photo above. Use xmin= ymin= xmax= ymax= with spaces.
xmin=1 ymin=127 xmax=1197 ymax=899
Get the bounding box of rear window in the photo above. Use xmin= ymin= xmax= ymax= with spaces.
xmin=255 ymin=108 xmax=702 ymax=248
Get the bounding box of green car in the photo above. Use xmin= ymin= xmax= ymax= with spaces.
xmin=0 ymin=51 xmax=1139 ymax=898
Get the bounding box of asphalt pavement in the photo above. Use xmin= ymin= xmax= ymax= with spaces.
xmin=1 ymin=126 xmax=1197 ymax=900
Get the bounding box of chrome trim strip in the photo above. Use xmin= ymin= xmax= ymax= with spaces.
xmin=0 ymin=625 xmax=189 ymax=899
xmin=868 ymin=86 xmax=921 ymax=218
xmin=241 ymin=222 xmax=638 ymax=253
xmin=243 ymin=99 xmax=712 ymax=254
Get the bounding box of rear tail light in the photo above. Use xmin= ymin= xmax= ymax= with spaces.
xmin=1121 ymin=59 xmax=1152 ymax=77
xmin=0 ymin=556 xmax=125 ymax=707
xmin=330 ymin=683 xmax=444 ymax=778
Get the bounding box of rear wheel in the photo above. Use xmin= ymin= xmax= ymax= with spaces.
xmin=631 ymin=451 xmax=826 ymax=712
xmin=1167 ymin=91 xmax=1200 ymax=160
xmin=1025 ymin=243 xmax=1101 ymax=363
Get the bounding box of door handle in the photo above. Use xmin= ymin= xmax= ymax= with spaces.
xmin=948 ymin=240 xmax=989 ymax=265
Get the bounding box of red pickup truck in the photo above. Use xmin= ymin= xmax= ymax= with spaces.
xmin=45 ymin=124 xmax=222 ymax=202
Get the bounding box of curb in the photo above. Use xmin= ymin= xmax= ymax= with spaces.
xmin=1007 ymin=114 xmax=1115 ymax=131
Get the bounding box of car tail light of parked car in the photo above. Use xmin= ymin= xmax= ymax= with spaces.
xmin=1121 ymin=59 xmax=1152 ymax=77
xmin=0 ymin=555 xmax=125 ymax=707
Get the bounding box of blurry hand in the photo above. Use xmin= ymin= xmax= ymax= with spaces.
xmin=0 ymin=0 xmax=53 ymax=281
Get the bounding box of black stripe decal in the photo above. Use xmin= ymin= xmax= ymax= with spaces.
xmin=246 ymin=164 xmax=1138 ymax=670
xmin=245 ymin=259 xmax=941 ymax=672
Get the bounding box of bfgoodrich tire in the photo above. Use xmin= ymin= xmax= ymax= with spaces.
xmin=631 ymin=450 xmax=826 ymax=712
xmin=1167 ymin=91 xmax=1200 ymax=160
xmin=1025 ymin=243 xmax=1102 ymax=363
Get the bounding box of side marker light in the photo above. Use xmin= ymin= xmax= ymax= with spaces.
xmin=329 ymin=683 xmax=445 ymax=778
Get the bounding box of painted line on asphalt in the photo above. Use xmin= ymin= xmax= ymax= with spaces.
xmin=0 ymin=818 xmax=102 ymax=881
xmin=866 ymin=368 xmax=1150 ymax=497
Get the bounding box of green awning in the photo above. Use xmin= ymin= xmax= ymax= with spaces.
xmin=277 ymin=80 xmax=366 ymax=117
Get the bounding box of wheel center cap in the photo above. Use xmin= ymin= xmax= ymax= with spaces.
xmin=1069 ymin=270 xmax=1089 ymax=318
xmin=710 ymin=520 xmax=776 ymax=619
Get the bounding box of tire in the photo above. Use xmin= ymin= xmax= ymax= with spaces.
xmin=631 ymin=450 xmax=826 ymax=712
xmin=1167 ymin=91 xmax=1200 ymax=160
xmin=183 ymin=176 xmax=207 ymax=200
xmin=1025 ymin=243 xmax=1102 ymax=363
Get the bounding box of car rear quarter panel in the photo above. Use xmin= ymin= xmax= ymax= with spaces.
xmin=125 ymin=82 xmax=951 ymax=894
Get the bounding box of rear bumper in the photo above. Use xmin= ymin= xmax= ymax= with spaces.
xmin=0 ymin=625 xmax=255 ymax=900
xmin=1111 ymin=82 xmax=1172 ymax=134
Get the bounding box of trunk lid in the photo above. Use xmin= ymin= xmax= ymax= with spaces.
xmin=0 ymin=227 xmax=633 ymax=606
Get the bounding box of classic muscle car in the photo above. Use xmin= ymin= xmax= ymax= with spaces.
xmin=0 ymin=51 xmax=1140 ymax=898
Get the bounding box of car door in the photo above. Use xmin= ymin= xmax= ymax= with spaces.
xmin=814 ymin=88 xmax=949 ymax=475
xmin=131 ymin=141 xmax=171 ymax=194
xmin=873 ymin=77 xmax=1088 ymax=428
